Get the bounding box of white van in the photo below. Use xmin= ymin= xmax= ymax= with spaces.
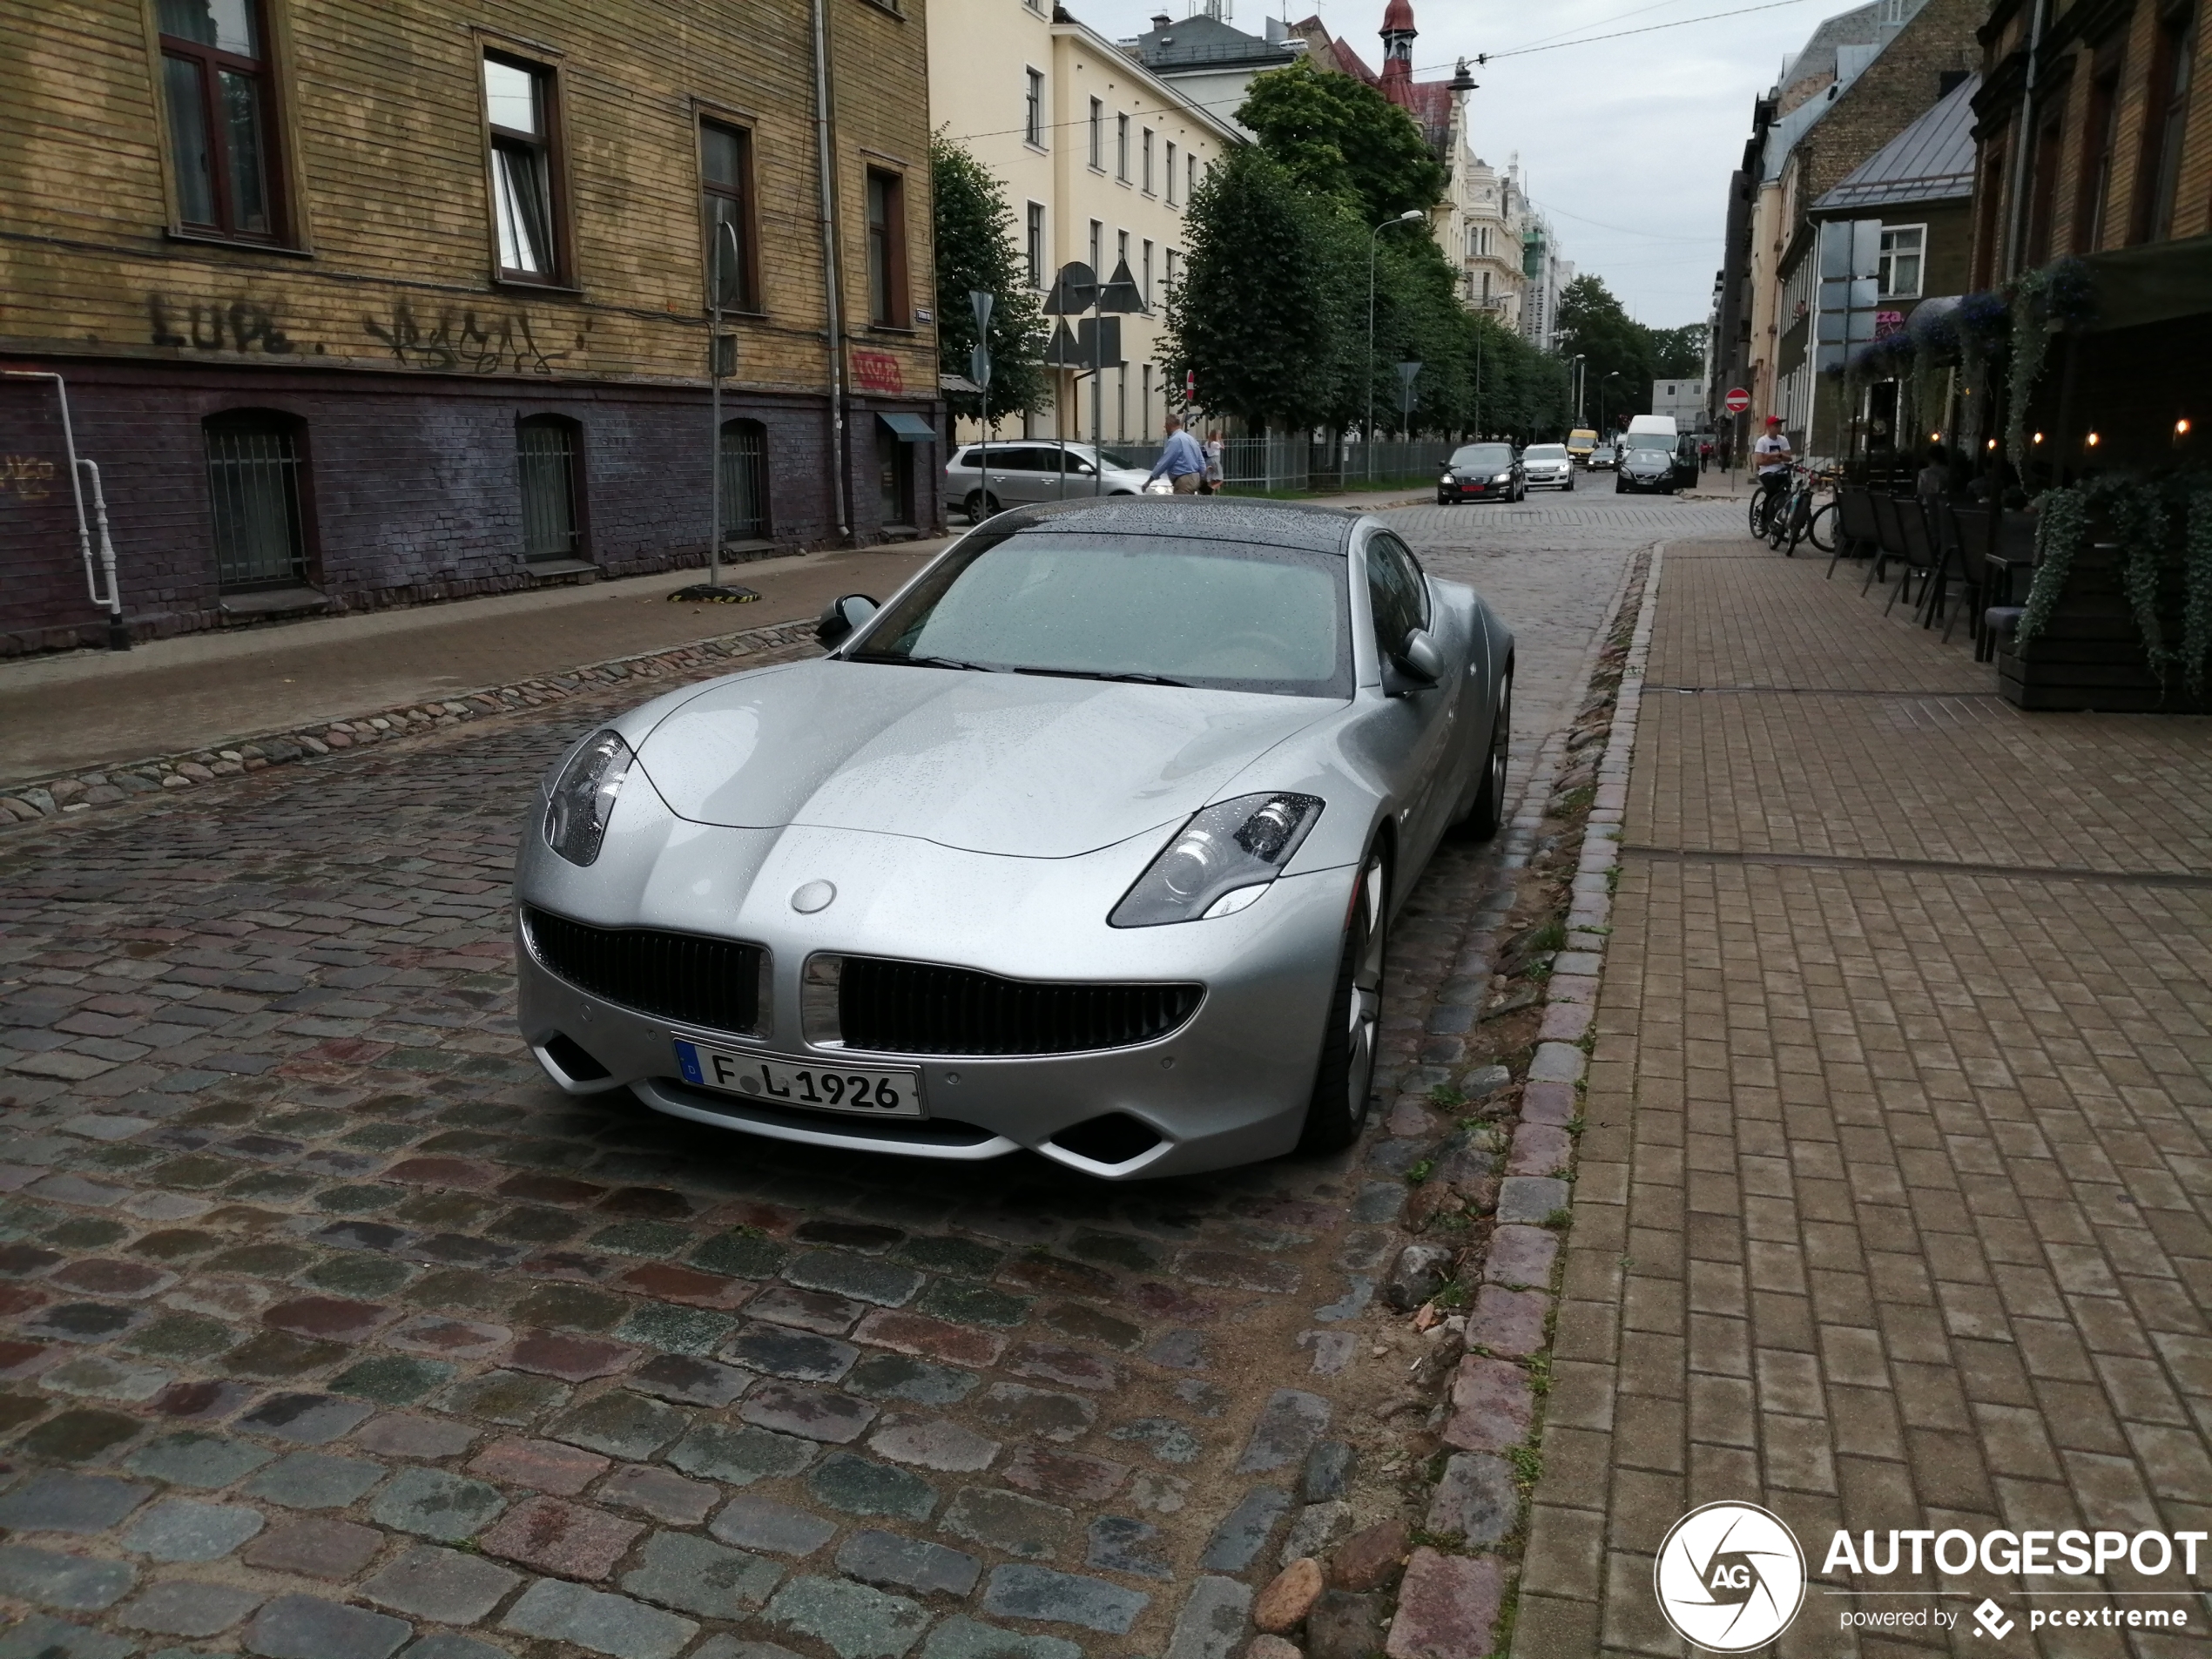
xmin=1624 ymin=414 xmax=1677 ymax=438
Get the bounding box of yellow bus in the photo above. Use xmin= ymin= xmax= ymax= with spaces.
xmin=1566 ymin=428 xmax=1599 ymax=462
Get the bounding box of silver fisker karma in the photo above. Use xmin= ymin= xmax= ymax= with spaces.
xmin=515 ymin=498 xmax=1514 ymax=1179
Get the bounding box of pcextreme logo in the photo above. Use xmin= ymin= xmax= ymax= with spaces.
xmin=1654 ymin=1502 xmax=1808 ymax=1651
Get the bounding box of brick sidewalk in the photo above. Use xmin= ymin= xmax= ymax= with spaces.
xmin=1514 ymin=538 xmax=2212 ymax=1656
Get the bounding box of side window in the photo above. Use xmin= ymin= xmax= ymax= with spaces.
xmin=866 ymin=168 xmax=909 ymax=327
xmin=701 ymin=121 xmax=757 ymax=310
xmin=1365 ymin=533 xmax=1426 ymax=659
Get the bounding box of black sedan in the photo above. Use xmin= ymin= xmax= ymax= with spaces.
xmin=1614 ymin=435 xmax=1676 ymax=494
xmin=1438 ymin=442 xmax=1524 ymax=504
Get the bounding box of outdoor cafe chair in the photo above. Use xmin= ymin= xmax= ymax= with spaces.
xmin=1863 ymin=493 xmax=1909 ymax=596
xmin=1826 ymin=484 xmax=1883 ymax=579
xmin=1885 ymin=497 xmax=1940 ymax=618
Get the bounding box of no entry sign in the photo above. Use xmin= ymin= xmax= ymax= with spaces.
xmin=1724 ymin=388 xmax=1751 ymax=415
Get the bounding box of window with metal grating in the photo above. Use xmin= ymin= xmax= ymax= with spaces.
xmin=524 ymin=908 xmax=764 ymax=1036
xmin=838 ymin=957 xmax=1200 ymax=1056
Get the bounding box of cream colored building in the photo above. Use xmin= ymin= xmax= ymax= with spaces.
xmin=928 ymin=0 xmax=1243 ymax=444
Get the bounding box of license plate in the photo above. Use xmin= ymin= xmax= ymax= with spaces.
xmin=672 ymin=1040 xmax=924 ymax=1119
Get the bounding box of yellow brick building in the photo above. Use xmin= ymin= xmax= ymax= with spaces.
xmin=0 ymin=0 xmax=938 ymax=653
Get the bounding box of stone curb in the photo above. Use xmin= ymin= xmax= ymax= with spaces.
xmin=1496 ymin=545 xmax=1664 ymax=1659
xmin=1377 ymin=543 xmax=1656 ymax=1659
xmin=0 ymin=616 xmax=820 ymax=832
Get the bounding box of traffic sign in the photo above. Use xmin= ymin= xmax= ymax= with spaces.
xmin=1724 ymin=388 xmax=1751 ymax=415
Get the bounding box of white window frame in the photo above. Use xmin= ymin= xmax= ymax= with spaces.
xmin=1088 ymin=98 xmax=1103 ymax=171
xmin=1142 ymin=127 xmax=1155 ymax=194
xmin=1164 ymin=140 xmax=1178 ymax=205
xmin=1116 ymin=113 xmax=1130 ymax=182
xmin=1026 ymin=201 xmax=1046 ymax=288
xmin=1878 ymin=223 xmax=1925 ymax=300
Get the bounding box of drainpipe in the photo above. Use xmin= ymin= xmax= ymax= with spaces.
xmin=2000 ymin=0 xmax=2052 ymax=280
xmin=810 ymin=0 xmax=851 ymax=541
xmin=4 ymin=369 xmax=127 ymax=651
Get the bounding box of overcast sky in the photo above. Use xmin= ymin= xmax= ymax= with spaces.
xmin=1067 ymin=0 xmax=1844 ymax=329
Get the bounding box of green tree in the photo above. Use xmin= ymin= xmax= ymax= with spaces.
xmin=930 ymin=131 xmax=1047 ymax=422
xmin=1158 ymin=146 xmax=1347 ymax=430
xmin=1554 ymin=273 xmax=1656 ymax=430
xmin=1649 ymin=323 xmax=1708 ymax=379
xmin=1237 ymin=58 xmax=1447 ymax=225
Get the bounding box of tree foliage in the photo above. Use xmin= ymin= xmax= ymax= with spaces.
xmin=1554 ymin=276 xmax=1707 ymax=428
xmin=1236 ymin=57 xmax=1447 ymax=225
xmin=930 ymin=130 xmax=1048 ymax=421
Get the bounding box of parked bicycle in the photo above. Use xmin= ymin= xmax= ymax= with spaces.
xmin=1754 ymin=465 xmax=1838 ymax=556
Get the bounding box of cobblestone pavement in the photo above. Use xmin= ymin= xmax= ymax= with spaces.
xmin=1514 ymin=539 xmax=2212 ymax=1657
xmin=0 ymin=498 xmax=1670 ymax=1659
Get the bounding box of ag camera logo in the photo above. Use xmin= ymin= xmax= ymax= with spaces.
xmin=1655 ymin=1502 xmax=1807 ymax=1651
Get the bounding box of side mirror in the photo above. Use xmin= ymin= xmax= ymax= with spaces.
xmin=1385 ymin=629 xmax=1442 ymax=695
xmin=816 ymin=593 xmax=878 ymax=649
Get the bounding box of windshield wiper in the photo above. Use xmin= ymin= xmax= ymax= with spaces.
xmin=846 ymin=652 xmax=1000 ymax=672
xmin=1009 ymin=666 xmax=1191 ymax=687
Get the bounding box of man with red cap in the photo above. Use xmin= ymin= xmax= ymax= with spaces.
xmin=1753 ymin=414 xmax=1793 ymax=525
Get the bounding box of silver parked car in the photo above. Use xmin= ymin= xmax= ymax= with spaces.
xmin=1520 ymin=442 xmax=1575 ymax=491
xmin=516 ymin=499 xmax=1514 ymax=1179
xmin=944 ymin=441 xmax=1151 ymax=521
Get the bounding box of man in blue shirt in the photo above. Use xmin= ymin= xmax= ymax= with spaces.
xmin=1147 ymin=415 xmax=1208 ymax=494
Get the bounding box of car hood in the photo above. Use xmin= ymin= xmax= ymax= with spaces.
xmin=634 ymin=660 xmax=1338 ymax=858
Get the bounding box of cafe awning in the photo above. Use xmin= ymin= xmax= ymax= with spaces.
xmin=878 ymin=413 xmax=937 ymax=442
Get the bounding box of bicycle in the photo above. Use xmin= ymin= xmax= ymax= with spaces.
xmin=1762 ymin=466 xmax=1838 ymax=556
xmin=1748 ymin=471 xmax=1790 ymax=540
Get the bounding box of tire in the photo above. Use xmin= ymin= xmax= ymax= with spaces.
xmin=1452 ymin=671 xmax=1511 ymax=841
xmin=1807 ymin=500 xmax=1838 ymax=553
xmin=1437 ymin=494 xmax=1452 ymax=505
xmin=1566 ymin=477 xmax=1575 ymax=492
xmin=963 ymin=490 xmax=1001 ymax=522
xmin=1298 ymin=851 xmax=1387 ymax=1155
xmin=1615 ymin=479 xmax=1626 ymax=494
xmin=1748 ymin=490 xmax=1768 ymax=536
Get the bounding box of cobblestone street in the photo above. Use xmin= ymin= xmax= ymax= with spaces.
xmin=1514 ymin=540 xmax=2212 ymax=1658
xmin=0 ymin=498 xmax=1718 ymax=1659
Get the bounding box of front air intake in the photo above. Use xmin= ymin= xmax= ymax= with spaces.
xmin=836 ymin=957 xmax=1201 ymax=1056
xmin=524 ymin=907 xmax=765 ymax=1037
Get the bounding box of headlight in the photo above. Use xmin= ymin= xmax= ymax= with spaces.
xmin=1440 ymin=473 xmax=1453 ymax=483
xmin=1110 ymin=792 xmax=1323 ymax=927
xmin=543 ymin=730 xmax=634 ymax=866
xmin=1494 ymin=473 xmax=1513 ymax=483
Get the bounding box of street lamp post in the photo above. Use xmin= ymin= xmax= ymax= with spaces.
xmin=1366 ymin=208 xmax=1427 ymax=482
xmin=1571 ymin=354 xmax=1586 ymax=428
xmin=1599 ymin=370 xmax=1621 ymax=439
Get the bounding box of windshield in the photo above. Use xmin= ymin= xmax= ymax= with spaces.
xmin=850 ymin=531 xmax=1352 ymax=698
xmin=1523 ymin=444 xmax=1567 ymax=460
xmin=1451 ymin=445 xmax=1514 ymax=469
xmin=1623 ymin=433 xmax=1673 ymax=450
xmin=1081 ymin=448 xmax=1138 ymax=470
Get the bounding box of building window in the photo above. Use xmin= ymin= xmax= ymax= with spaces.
xmin=1877 ymin=225 xmax=1923 ymax=298
xmin=701 ymin=121 xmax=757 ymax=310
xmin=1026 ymin=202 xmax=1046 ymax=288
xmin=517 ymin=415 xmax=583 ymax=561
xmin=1165 ymin=140 xmax=1178 ymax=204
xmin=157 ymin=0 xmax=282 ymax=239
xmin=867 ymin=168 xmax=908 ymax=326
xmin=2074 ymin=54 xmax=2124 ymax=253
xmin=1142 ymin=127 xmax=1155 ymax=193
xmin=1164 ymin=246 xmax=1179 ymax=297
xmin=1116 ymin=113 xmax=1130 ymax=182
xmin=1142 ymin=239 xmax=1153 ymax=307
xmin=1024 ymin=68 xmax=1045 ymax=147
xmin=484 ymin=54 xmax=562 ymax=282
xmin=204 ymin=410 xmax=308 ymax=590
xmin=719 ymin=419 xmax=769 ymax=543
xmin=1089 ymin=98 xmax=1103 ymax=170
xmin=1089 ymin=219 xmax=1102 ymax=276
xmin=1187 ymin=152 xmax=1197 ymax=200
xmin=1116 ymin=228 xmax=1130 ymax=280
xmin=2133 ymin=3 xmax=2196 ymax=243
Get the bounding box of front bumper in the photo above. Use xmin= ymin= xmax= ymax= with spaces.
xmin=514 ymin=807 xmax=1354 ymax=1180
xmin=1440 ymin=479 xmax=1512 ymax=501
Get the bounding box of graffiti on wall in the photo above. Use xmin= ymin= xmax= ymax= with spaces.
xmin=363 ymin=301 xmax=562 ymax=376
xmin=849 ymin=348 xmax=904 ymax=394
xmin=0 ymin=457 xmax=57 ymax=501
xmin=149 ymin=295 xmax=296 ymax=354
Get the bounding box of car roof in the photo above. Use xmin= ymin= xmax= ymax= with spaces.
xmin=990 ymin=496 xmax=1358 ymax=552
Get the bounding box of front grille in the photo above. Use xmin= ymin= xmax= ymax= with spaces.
xmin=524 ymin=907 xmax=764 ymax=1036
xmin=838 ymin=957 xmax=1201 ymax=1056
